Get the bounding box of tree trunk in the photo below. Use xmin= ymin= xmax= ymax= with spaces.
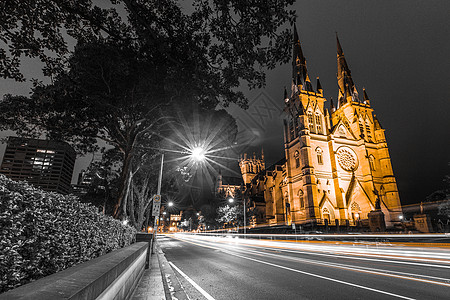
xmin=113 ymin=149 xmax=133 ymax=218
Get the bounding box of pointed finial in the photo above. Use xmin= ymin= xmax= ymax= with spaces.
xmin=336 ymin=32 xmax=344 ymax=56
xmin=261 ymin=148 xmax=265 ymax=160
xmin=294 ymin=24 xmax=299 ymax=42
xmin=363 ymin=88 xmax=370 ymax=105
xmin=284 ymin=86 xmax=289 ymax=103
xmin=330 ymin=97 xmax=335 ymax=112
xmin=374 ymin=114 xmax=383 ymax=129
xmin=316 ymin=77 xmax=323 ymax=94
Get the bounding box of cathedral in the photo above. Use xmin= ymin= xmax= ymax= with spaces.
xmin=238 ymin=27 xmax=402 ymax=229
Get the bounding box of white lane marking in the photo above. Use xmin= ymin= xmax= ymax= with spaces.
xmin=181 ymin=237 xmax=450 ymax=285
xmin=220 ymin=250 xmax=416 ymax=300
xmin=169 ymin=261 xmax=216 ymax=300
xmin=234 ymin=246 xmax=450 ymax=286
xmin=173 ymin=237 xmax=416 ymax=300
xmin=180 ymin=235 xmax=450 ymax=269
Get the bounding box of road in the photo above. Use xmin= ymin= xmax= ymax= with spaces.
xmin=158 ymin=233 xmax=450 ymax=300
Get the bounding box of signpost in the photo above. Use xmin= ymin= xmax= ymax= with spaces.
xmin=152 ymin=194 xmax=161 ymax=217
xmin=152 ymin=153 xmax=164 ymax=253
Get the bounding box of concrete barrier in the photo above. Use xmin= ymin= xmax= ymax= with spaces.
xmin=0 ymin=242 xmax=148 ymax=300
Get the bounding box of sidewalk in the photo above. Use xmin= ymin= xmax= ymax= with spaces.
xmin=130 ymin=246 xmax=166 ymax=300
xmin=130 ymin=242 xmax=189 ymax=300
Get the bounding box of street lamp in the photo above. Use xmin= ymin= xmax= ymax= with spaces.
xmin=191 ymin=147 xmax=206 ymax=162
xmin=153 ymin=147 xmax=206 ymax=243
xmin=228 ymin=197 xmax=246 ymax=236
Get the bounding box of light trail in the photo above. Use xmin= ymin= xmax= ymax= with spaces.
xmin=174 ymin=233 xmax=450 ymax=263
xmin=169 ymin=236 xmax=418 ymax=300
xmin=171 ymin=235 xmax=450 ymax=286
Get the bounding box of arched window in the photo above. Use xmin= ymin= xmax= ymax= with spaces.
xmin=298 ymin=189 xmax=304 ymax=208
xmin=315 ymin=113 xmax=322 ymax=134
xmin=316 ymin=147 xmax=323 ymax=165
xmin=294 ymin=151 xmax=300 ymax=168
xmin=369 ymin=155 xmax=376 ymax=171
xmin=359 ymin=119 xmax=365 ymax=138
xmin=350 ymin=202 xmax=361 ymax=221
xmin=338 ymin=125 xmax=345 ymax=137
xmin=289 ymin=119 xmax=295 ymax=140
xmin=322 ymin=207 xmax=331 ymax=222
xmin=307 ymin=112 xmax=314 ymax=132
xmin=365 ymin=121 xmax=372 ymax=140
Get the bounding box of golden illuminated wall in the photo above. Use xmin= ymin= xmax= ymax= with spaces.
xmin=239 ymin=29 xmax=402 ymax=228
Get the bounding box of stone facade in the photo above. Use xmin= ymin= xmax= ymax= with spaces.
xmin=239 ymin=28 xmax=402 ymax=228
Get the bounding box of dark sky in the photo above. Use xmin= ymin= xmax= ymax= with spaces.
xmin=1 ymin=1 xmax=449 ymax=206
xmin=227 ymin=0 xmax=450 ymax=206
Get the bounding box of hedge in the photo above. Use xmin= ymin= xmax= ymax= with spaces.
xmin=0 ymin=175 xmax=136 ymax=293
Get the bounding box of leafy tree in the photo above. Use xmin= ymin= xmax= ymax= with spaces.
xmin=216 ymin=204 xmax=244 ymax=228
xmin=1 ymin=0 xmax=296 ymax=218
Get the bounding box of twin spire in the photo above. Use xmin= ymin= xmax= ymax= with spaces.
xmin=292 ymin=25 xmax=314 ymax=93
xmin=289 ymin=26 xmax=371 ymax=109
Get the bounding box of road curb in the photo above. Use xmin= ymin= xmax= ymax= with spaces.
xmin=157 ymin=242 xmax=190 ymax=300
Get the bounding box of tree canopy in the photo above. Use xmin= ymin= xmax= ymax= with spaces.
xmin=0 ymin=0 xmax=296 ymax=219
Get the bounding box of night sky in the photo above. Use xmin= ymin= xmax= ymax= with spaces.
xmin=1 ymin=1 xmax=449 ymax=206
xmin=227 ymin=0 xmax=450 ymax=206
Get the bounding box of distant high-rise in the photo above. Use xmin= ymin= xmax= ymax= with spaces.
xmin=0 ymin=137 xmax=76 ymax=194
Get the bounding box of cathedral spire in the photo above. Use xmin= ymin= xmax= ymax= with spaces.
xmin=292 ymin=24 xmax=313 ymax=92
xmin=336 ymin=33 xmax=357 ymax=105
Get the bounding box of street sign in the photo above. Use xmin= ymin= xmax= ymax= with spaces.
xmin=152 ymin=194 xmax=161 ymax=217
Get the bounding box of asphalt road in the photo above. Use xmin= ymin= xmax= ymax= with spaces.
xmin=158 ymin=234 xmax=450 ymax=300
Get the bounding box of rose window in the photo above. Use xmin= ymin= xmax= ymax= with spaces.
xmin=337 ymin=147 xmax=358 ymax=171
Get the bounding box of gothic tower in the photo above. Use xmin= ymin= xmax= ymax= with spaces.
xmin=279 ymin=28 xmax=402 ymax=227
xmin=240 ymin=27 xmax=402 ymax=229
xmin=281 ymin=25 xmax=328 ymax=224
xmin=239 ymin=151 xmax=265 ymax=185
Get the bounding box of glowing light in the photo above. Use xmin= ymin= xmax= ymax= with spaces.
xmin=228 ymin=198 xmax=234 ymax=203
xmin=122 ymin=219 xmax=129 ymax=226
xmin=191 ymin=147 xmax=206 ymax=162
xmin=163 ymin=212 xmax=167 ymax=215
xmin=168 ymin=201 xmax=174 ymax=207
xmin=399 ymin=215 xmax=404 ymax=220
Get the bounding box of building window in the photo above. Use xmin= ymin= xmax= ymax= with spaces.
xmin=365 ymin=121 xmax=372 ymax=140
xmin=307 ymin=112 xmax=314 ymax=132
xmin=289 ymin=119 xmax=295 ymax=140
xmin=294 ymin=151 xmax=300 ymax=168
xmin=350 ymin=202 xmax=361 ymax=221
xmin=338 ymin=126 xmax=345 ymax=137
xmin=359 ymin=120 xmax=365 ymax=138
xmin=369 ymin=155 xmax=376 ymax=171
xmin=316 ymin=147 xmax=323 ymax=165
xmin=315 ymin=114 xmax=322 ymax=134
xmin=322 ymin=207 xmax=331 ymax=222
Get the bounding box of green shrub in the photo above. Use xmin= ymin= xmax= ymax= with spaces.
xmin=0 ymin=175 xmax=136 ymax=293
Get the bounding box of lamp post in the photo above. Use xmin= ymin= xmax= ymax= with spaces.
xmin=229 ymin=197 xmax=246 ymax=235
xmin=152 ymin=146 xmax=205 ymax=247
